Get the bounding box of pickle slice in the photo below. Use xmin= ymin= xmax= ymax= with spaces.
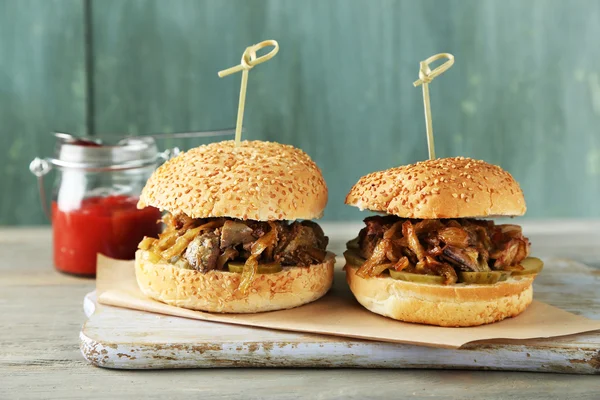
xmin=511 ymin=257 xmax=544 ymax=276
xmin=343 ymin=249 xmax=367 ymax=267
xmin=458 ymin=271 xmax=502 ymax=284
xmin=174 ymin=257 xmax=193 ymax=270
xmin=389 ymin=270 xmax=445 ymax=284
xmin=498 ymin=271 xmax=512 ymax=281
xmin=227 ymin=261 xmax=283 ymax=274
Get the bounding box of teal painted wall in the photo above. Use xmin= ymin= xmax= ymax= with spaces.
xmin=0 ymin=0 xmax=86 ymax=225
xmin=2 ymin=0 xmax=599 ymax=224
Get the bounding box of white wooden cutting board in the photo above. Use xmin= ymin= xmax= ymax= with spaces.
xmin=80 ymin=257 xmax=600 ymax=374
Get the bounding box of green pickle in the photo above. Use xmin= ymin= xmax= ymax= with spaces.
xmin=174 ymin=257 xmax=193 ymax=270
xmin=389 ymin=270 xmax=445 ymax=284
xmin=343 ymin=250 xmax=366 ymax=266
xmin=511 ymin=257 xmax=544 ymax=276
xmin=458 ymin=271 xmax=502 ymax=284
xmin=498 ymin=271 xmax=512 ymax=281
xmin=227 ymin=261 xmax=283 ymax=274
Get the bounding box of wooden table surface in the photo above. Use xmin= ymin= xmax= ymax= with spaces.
xmin=2 ymin=223 xmax=600 ymax=399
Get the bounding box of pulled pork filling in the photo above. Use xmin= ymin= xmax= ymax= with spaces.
xmin=349 ymin=216 xmax=530 ymax=284
xmin=139 ymin=213 xmax=329 ymax=276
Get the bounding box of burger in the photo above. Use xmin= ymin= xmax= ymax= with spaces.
xmin=135 ymin=140 xmax=334 ymax=313
xmin=343 ymin=157 xmax=543 ymax=327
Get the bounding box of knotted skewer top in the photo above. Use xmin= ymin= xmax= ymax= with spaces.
xmin=413 ymin=53 xmax=455 ymax=159
xmin=219 ymin=40 xmax=280 ymax=147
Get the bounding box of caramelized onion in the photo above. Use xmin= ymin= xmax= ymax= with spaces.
xmin=383 ymin=221 xmax=403 ymax=240
xmin=438 ymin=227 xmax=470 ymax=248
xmin=499 ymin=224 xmax=522 ymax=238
xmin=161 ymin=226 xmax=203 ymax=260
xmin=239 ymin=222 xmax=278 ymax=293
xmin=424 ymin=256 xmax=458 ymax=285
xmin=138 ymin=236 xmax=157 ymax=250
xmin=391 ymin=256 xmax=410 ymax=272
xmin=351 ymin=216 xmax=531 ymax=284
xmin=442 ymin=245 xmax=484 ymax=272
xmin=414 ymin=220 xmax=443 ymax=234
xmin=161 ymin=220 xmax=224 ymax=260
xmin=402 ymin=221 xmax=425 ymax=261
xmin=356 ymin=238 xmax=391 ymax=278
xmin=156 ymin=229 xmax=179 ymax=251
xmin=143 ymin=250 xmax=163 ymax=264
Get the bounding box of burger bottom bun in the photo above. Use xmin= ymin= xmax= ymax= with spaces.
xmin=135 ymin=250 xmax=335 ymax=313
xmin=345 ymin=266 xmax=534 ymax=327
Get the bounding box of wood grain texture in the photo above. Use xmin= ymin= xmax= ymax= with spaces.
xmin=0 ymin=0 xmax=87 ymax=225
xmin=80 ymin=260 xmax=600 ymax=373
xmin=2 ymin=224 xmax=600 ymax=399
xmin=90 ymin=0 xmax=600 ymax=221
xmin=81 ymin=309 xmax=600 ymax=374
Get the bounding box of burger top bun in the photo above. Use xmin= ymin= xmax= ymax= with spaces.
xmin=345 ymin=157 xmax=526 ymax=219
xmin=138 ymin=140 xmax=328 ymax=221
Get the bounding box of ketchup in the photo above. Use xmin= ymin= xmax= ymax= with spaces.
xmin=52 ymin=195 xmax=161 ymax=276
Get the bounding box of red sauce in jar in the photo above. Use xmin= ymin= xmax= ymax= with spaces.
xmin=52 ymin=195 xmax=161 ymax=276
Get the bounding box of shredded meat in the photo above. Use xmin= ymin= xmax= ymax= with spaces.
xmin=185 ymin=232 xmax=220 ymax=272
xmin=424 ymin=256 xmax=458 ymax=285
xmin=442 ymin=245 xmax=486 ymax=272
xmin=358 ymin=216 xmax=399 ymax=259
xmin=220 ymin=220 xmax=254 ymax=249
xmin=402 ymin=221 xmax=426 ymax=261
xmin=353 ymin=216 xmax=530 ymax=282
xmin=144 ymin=214 xmax=329 ymax=275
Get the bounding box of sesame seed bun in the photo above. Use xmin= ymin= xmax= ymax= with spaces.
xmin=345 ymin=157 xmax=526 ymax=219
xmin=345 ymin=265 xmax=534 ymax=327
xmin=138 ymin=140 xmax=328 ymax=221
xmin=135 ymin=250 xmax=335 ymax=313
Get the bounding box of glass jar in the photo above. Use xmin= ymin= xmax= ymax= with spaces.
xmin=30 ymin=136 xmax=171 ymax=277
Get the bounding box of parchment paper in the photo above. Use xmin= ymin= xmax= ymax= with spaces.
xmin=96 ymin=255 xmax=600 ymax=349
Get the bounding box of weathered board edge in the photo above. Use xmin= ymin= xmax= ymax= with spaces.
xmin=79 ymin=328 xmax=600 ymax=374
xmin=80 ymin=294 xmax=600 ymax=374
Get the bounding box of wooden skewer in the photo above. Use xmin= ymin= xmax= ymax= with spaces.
xmin=218 ymin=40 xmax=280 ymax=146
xmin=413 ymin=53 xmax=455 ymax=160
